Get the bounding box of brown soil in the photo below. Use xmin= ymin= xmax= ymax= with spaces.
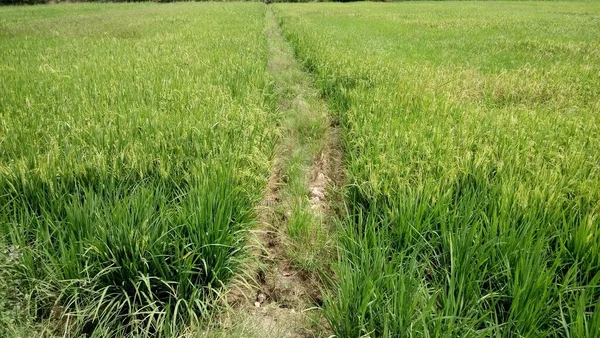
xmin=220 ymin=8 xmax=343 ymax=338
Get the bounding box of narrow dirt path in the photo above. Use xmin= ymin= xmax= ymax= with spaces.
xmin=211 ymin=7 xmax=342 ymax=338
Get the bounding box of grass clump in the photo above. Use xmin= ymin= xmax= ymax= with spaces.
xmin=0 ymin=3 xmax=275 ymax=336
xmin=275 ymin=2 xmax=600 ymax=337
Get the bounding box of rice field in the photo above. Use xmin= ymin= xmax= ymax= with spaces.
xmin=0 ymin=3 xmax=275 ymax=336
xmin=1 ymin=1 xmax=599 ymax=338
xmin=275 ymin=2 xmax=600 ymax=337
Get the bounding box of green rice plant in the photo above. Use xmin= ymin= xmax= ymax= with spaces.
xmin=0 ymin=3 xmax=276 ymax=336
xmin=275 ymin=2 xmax=600 ymax=337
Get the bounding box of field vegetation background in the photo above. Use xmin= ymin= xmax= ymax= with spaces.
xmin=274 ymin=1 xmax=600 ymax=336
xmin=0 ymin=3 xmax=276 ymax=337
xmin=1 ymin=1 xmax=599 ymax=337
xmin=2 ymin=0 xmax=588 ymax=8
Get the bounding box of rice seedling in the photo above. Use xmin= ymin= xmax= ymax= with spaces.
xmin=0 ymin=3 xmax=276 ymax=336
xmin=274 ymin=2 xmax=600 ymax=337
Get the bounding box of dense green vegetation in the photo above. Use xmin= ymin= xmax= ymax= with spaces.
xmin=2 ymin=1 xmax=599 ymax=337
xmin=0 ymin=3 xmax=275 ymax=336
xmin=275 ymin=2 xmax=600 ymax=337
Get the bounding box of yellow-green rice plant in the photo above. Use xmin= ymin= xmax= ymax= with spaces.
xmin=0 ymin=3 xmax=276 ymax=336
xmin=276 ymin=2 xmax=600 ymax=337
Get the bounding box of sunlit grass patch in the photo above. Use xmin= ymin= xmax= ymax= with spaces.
xmin=0 ymin=3 xmax=275 ymax=336
xmin=275 ymin=2 xmax=600 ymax=337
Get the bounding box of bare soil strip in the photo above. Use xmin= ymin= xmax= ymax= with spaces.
xmin=212 ymin=7 xmax=342 ymax=338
